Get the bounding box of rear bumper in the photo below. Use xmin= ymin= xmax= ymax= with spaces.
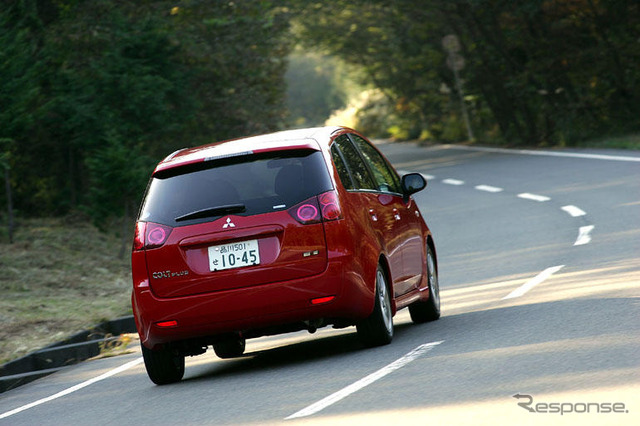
xmin=132 ymin=260 xmax=374 ymax=349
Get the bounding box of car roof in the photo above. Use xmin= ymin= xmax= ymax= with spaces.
xmin=153 ymin=126 xmax=353 ymax=176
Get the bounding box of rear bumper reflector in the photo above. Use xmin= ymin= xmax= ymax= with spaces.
xmin=311 ymin=296 xmax=335 ymax=305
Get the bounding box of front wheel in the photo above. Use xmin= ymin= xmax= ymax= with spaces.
xmin=357 ymin=265 xmax=394 ymax=347
xmin=409 ymin=244 xmax=441 ymax=323
xmin=141 ymin=343 xmax=185 ymax=385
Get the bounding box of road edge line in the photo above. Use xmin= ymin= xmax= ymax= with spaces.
xmin=0 ymin=357 xmax=144 ymax=420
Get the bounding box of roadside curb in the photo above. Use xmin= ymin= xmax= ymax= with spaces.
xmin=0 ymin=316 xmax=137 ymax=393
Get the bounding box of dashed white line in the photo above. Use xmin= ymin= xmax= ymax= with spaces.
xmin=502 ymin=265 xmax=565 ymax=300
xmin=0 ymin=357 xmax=144 ymax=420
xmin=403 ymin=169 xmax=594 ymax=251
xmin=574 ymin=225 xmax=595 ymax=246
xmin=475 ymin=185 xmax=503 ymax=193
xmin=442 ymin=178 xmax=465 ymax=185
xmin=285 ymin=341 xmax=444 ymax=420
xmin=561 ymin=205 xmax=587 ymax=217
xmin=517 ymin=193 xmax=551 ymax=202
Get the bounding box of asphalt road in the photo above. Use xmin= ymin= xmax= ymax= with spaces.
xmin=1 ymin=143 xmax=639 ymax=425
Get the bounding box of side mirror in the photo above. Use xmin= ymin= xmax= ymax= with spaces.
xmin=401 ymin=173 xmax=427 ymax=197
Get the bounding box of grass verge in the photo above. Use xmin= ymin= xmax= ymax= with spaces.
xmin=0 ymin=216 xmax=132 ymax=364
xmin=579 ymin=133 xmax=640 ymax=150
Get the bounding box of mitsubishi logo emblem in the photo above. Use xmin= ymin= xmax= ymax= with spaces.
xmin=222 ymin=217 xmax=235 ymax=229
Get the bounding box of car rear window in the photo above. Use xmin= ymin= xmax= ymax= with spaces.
xmin=139 ymin=150 xmax=333 ymax=226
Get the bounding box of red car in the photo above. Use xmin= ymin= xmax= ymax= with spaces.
xmin=132 ymin=126 xmax=440 ymax=384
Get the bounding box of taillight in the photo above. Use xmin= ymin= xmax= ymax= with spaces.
xmin=132 ymin=222 xmax=173 ymax=251
xmin=289 ymin=198 xmax=321 ymax=224
xmin=133 ymin=222 xmax=146 ymax=251
xmin=146 ymin=224 xmax=171 ymax=248
xmin=288 ymin=191 xmax=342 ymax=225
xmin=318 ymin=191 xmax=342 ymax=221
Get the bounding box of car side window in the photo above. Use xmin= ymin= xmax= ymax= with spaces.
xmin=334 ymin=135 xmax=377 ymax=190
xmin=330 ymin=144 xmax=356 ymax=190
xmin=350 ymin=134 xmax=402 ymax=194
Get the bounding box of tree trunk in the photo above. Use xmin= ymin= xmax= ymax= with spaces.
xmin=5 ymin=167 xmax=14 ymax=244
xmin=118 ymin=200 xmax=130 ymax=259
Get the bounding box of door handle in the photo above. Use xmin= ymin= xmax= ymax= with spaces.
xmin=369 ymin=209 xmax=378 ymax=222
xmin=393 ymin=208 xmax=401 ymax=221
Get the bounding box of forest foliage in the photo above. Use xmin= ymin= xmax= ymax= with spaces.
xmin=293 ymin=0 xmax=640 ymax=144
xmin=1 ymin=0 xmax=639 ymax=232
xmin=1 ymin=0 xmax=291 ymax=228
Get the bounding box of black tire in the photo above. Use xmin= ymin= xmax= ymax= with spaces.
xmin=409 ymin=244 xmax=441 ymax=323
xmin=357 ymin=265 xmax=394 ymax=347
xmin=213 ymin=334 xmax=246 ymax=359
xmin=141 ymin=343 xmax=185 ymax=385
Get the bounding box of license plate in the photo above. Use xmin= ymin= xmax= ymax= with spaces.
xmin=208 ymin=239 xmax=260 ymax=271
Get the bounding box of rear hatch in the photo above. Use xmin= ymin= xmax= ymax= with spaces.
xmin=137 ymin=147 xmax=335 ymax=298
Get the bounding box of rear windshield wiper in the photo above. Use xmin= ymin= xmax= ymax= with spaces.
xmin=175 ymin=204 xmax=246 ymax=222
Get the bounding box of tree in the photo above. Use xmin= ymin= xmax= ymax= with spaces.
xmin=0 ymin=4 xmax=43 ymax=240
xmin=290 ymin=0 xmax=640 ymax=145
xmin=85 ymin=131 xmax=151 ymax=257
xmin=0 ymin=139 xmax=15 ymax=243
xmin=285 ymin=50 xmax=354 ymax=127
xmin=1 ymin=0 xmax=293 ymax=232
xmin=166 ymin=0 xmax=292 ymax=141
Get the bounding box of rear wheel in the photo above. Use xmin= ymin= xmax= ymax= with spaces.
xmin=141 ymin=343 xmax=185 ymax=385
xmin=357 ymin=265 xmax=393 ymax=347
xmin=213 ymin=334 xmax=246 ymax=359
xmin=409 ymin=244 xmax=441 ymax=323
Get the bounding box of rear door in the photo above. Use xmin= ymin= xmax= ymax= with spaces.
xmin=348 ymin=134 xmax=424 ymax=294
xmin=330 ymin=135 xmax=407 ymax=295
xmin=139 ymin=149 xmax=333 ymax=298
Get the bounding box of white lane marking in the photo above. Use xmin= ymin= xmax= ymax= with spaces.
xmin=0 ymin=357 xmax=144 ymax=420
xmin=443 ymin=178 xmax=465 ymax=185
xmin=561 ymin=205 xmax=587 ymax=217
xmin=421 ymin=173 xmax=435 ymax=180
xmin=502 ymin=266 xmax=565 ymax=300
xmin=517 ymin=193 xmax=551 ymax=202
xmin=285 ymin=341 xmax=444 ymax=420
xmin=574 ymin=225 xmax=595 ymax=246
xmin=446 ymin=144 xmax=640 ymax=162
xmin=475 ymin=185 xmax=503 ymax=193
